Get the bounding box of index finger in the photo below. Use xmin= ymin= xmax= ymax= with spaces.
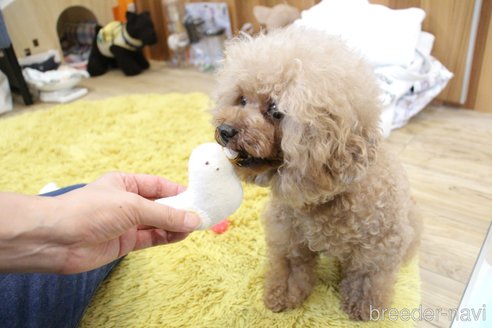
xmin=122 ymin=173 xmax=186 ymax=199
xmin=133 ymin=197 xmax=201 ymax=232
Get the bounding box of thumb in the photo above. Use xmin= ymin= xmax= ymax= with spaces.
xmin=133 ymin=197 xmax=202 ymax=232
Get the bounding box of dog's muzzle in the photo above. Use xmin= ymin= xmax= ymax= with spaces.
xmin=215 ymin=124 xmax=242 ymax=165
xmin=215 ymin=124 xmax=282 ymax=168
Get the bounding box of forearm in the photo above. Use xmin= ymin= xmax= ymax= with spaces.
xmin=0 ymin=193 xmax=64 ymax=273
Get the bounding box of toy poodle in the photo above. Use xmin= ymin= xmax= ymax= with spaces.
xmin=211 ymin=26 xmax=422 ymax=321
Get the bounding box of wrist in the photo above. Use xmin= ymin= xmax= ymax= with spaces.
xmin=0 ymin=193 xmax=65 ymax=273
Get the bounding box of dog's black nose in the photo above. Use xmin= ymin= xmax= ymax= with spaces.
xmin=217 ymin=124 xmax=238 ymax=144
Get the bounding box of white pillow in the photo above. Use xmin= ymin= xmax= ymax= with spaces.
xmin=294 ymin=0 xmax=426 ymax=67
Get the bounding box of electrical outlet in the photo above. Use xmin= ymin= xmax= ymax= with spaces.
xmin=24 ymin=48 xmax=31 ymax=56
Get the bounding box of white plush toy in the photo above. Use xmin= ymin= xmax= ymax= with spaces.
xmin=155 ymin=143 xmax=243 ymax=230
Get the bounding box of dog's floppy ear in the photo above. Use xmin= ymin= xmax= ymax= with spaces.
xmin=277 ymin=73 xmax=380 ymax=205
xmin=333 ymin=114 xmax=380 ymax=185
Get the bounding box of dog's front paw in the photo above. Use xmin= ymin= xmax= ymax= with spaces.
xmin=339 ymin=273 xmax=392 ymax=321
xmin=264 ymin=270 xmax=314 ymax=312
xmin=264 ymin=280 xmax=289 ymax=312
xmin=341 ymin=295 xmax=380 ymax=321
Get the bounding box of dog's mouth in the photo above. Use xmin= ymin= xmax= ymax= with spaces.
xmin=223 ymin=147 xmax=282 ymax=168
xmin=215 ymin=128 xmax=282 ymax=168
xmin=216 ymin=137 xmax=281 ymax=169
xmin=223 ymin=147 xmax=242 ymax=164
xmin=222 ymin=147 xmax=262 ymax=167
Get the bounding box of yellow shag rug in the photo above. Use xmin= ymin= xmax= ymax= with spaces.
xmin=0 ymin=94 xmax=420 ymax=327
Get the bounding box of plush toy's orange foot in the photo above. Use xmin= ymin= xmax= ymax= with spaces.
xmin=211 ymin=219 xmax=229 ymax=234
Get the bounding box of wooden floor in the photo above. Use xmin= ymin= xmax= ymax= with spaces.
xmin=6 ymin=62 xmax=492 ymax=327
xmin=387 ymin=106 xmax=492 ymax=327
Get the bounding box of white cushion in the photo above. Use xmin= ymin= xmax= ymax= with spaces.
xmin=294 ymin=0 xmax=426 ymax=67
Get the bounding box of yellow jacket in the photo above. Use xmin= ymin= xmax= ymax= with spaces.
xmin=96 ymin=21 xmax=143 ymax=57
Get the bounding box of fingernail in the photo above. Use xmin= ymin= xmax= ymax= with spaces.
xmin=184 ymin=213 xmax=201 ymax=230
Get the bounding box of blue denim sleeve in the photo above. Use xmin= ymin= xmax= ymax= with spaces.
xmin=0 ymin=184 xmax=122 ymax=328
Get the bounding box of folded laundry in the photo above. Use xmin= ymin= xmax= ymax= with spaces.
xmin=39 ymin=88 xmax=88 ymax=104
xmin=376 ymin=32 xmax=453 ymax=136
xmin=22 ymin=66 xmax=89 ymax=103
xmin=23 ymin=67 xmax=89 ymax=92
xmin=390 ymin=58 xmax=453 ymax=131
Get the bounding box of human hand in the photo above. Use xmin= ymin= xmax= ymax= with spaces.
xmin=44 ymin=172 xmax=201 ymax=274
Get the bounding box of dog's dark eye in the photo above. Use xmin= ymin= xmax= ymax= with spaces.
xmin=239 ymin=96 xmax=247 ymax=107
xmin=267 ymin=101 xmax=284 ymax=120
